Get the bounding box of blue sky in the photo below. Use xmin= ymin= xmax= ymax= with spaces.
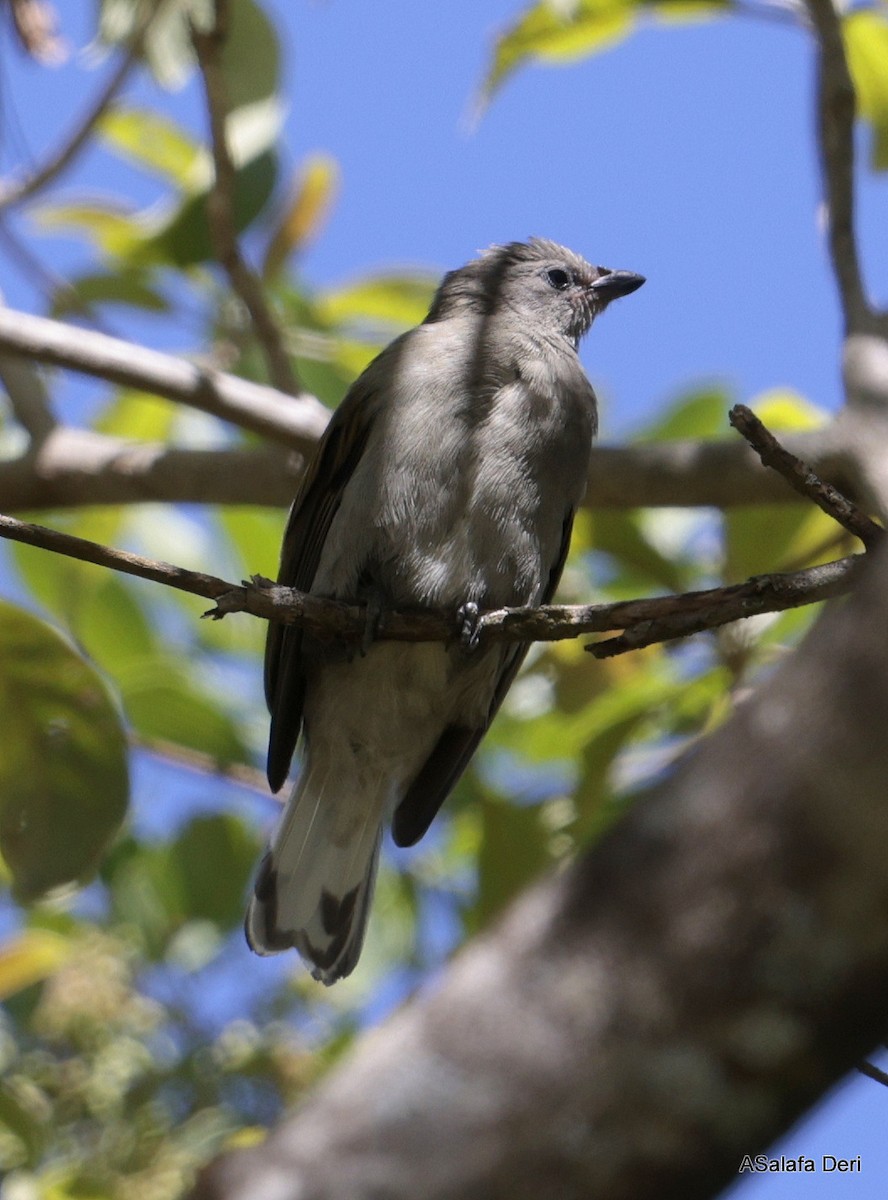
xmin=2 ymin=2 xmax=887 ymax=1194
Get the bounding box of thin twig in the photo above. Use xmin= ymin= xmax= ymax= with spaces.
xmin=0 ymin=1 xmax=153 ymax=209
xmin=589 ymin=558 xmax=858 ymax=658
xmin=729 ymin=404 xmax=884 ymax=548
xmin=0 ymin=510 xmax=865 ymax=656
xmin=191 ymin=2 xmax=300 ymax=397
xmin=857 ymin=1060 xmax=888 ymax=1089
xmin=0 ymin=305 xmax=329 ymax=455
xmin=805 ymin=0 xmax=869 ymax=332
xmin=130 ymin=731 xmax=273 ymax=797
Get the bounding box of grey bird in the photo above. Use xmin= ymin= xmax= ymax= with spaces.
xmin=246 ymin=238 xmax=644 ymax=983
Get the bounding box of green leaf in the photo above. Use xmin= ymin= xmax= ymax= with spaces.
xmin=0 ymin=602 xmax=129 ymax=901
xmin=99 ymin=106 xmax=205 ymax=187
xmin=51 ymin=269 xmax=169 ymax=320
xmin=30 ymin=201 xmax=144 ymax=256
xmin=589 ymin=509 xmax=690 ymax=592
xmin=219 ymin=0 xmax=281 ymax=112
xmin=169 ymin=814 xmax=260 ymax=928
xmin=118 ymin=657 xmax=251 ymax=765
xmin=138 ymin=149 xmax=278 ymax=267
xmin=639 ymin=385 xmax=732 ymax=442
xmin=473 ymin=797 xmax=554 ymax=929
xmin=843 ymin=11 xmax=888 ymax=172
xmin=481 ymin=0 xmax=726 ymax=103
xmin=94 ymin=388 xmax=180 ymax=442
xmin=0 ymin=929 xmax=73 ymax=999
xmin=317 ymin=273 xmax=438 ymax=330
xmin=263 ymin=154 xmax=341 ymax=276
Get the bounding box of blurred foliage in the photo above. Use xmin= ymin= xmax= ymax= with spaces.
xmin=482 ymin=0 xmax=888 ymax=172
xmin=0 ymin=0 xmax=867 ymax=1196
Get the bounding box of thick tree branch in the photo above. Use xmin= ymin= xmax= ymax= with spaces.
xmin=191 ymin=1 xmax=301 ymax=397
xmin=191 ymin=539 xmax=888 ymax=1200
xmin=0 ymin=306 xmax=329 ymax=455
xmin=805 ymin=0 xmax=869 ymax=332
xmin=0 ymin=431 xmax=302 ymax=511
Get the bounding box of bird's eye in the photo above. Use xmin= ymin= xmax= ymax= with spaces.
xmin=545 ymin=267 xmax=571 ymax=291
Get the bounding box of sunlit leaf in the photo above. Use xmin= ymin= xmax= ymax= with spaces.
xmin=639 ymin=385 xmax=733 ymax=441
xmin=99 ymin=106 xmax=204 ymax=186
xmin=482 ymin=0 xmax=726 ymax=103
xmin=843 ymin=11 xmax=888 ymax=172
xmin=95 ymin=388 xmax=180 ymax=442
xmin=0 ymin=929 xmax=72 ymax=998
xmin=317 ymin=273 xmax=438 ymax=330
xmin=263 ymin=153 xmax=341 ymax=276
xmin=751 ymin=387 xmax=827 ymax=433
xmin=0 ymin=602 xmax=129 ymax=901
xmin=30 ymin=201 xmax=144 ymax=256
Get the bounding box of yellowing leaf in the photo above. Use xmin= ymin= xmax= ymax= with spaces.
xmin=317 ymin=274 xmax=437 ymax=329
xmin=99 ymin=106 xmax=204 ymax=187
xmin=750 ymin=388 xmax=828 ymax=432
xmin=843 ymin=11 xmax=888 ymax=171
xmin=482 ymin=0 xmax=726 ymax=103
xmin=0 ymin=929 xmax=72 ymax=998
xmin=263 ymin=153 xmax=341 ymax=276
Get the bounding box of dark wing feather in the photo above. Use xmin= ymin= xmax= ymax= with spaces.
xmin=265 ymin=383 xmax=377 ymax=791
xmin=392 ymin=511 xmax=577 ymax=848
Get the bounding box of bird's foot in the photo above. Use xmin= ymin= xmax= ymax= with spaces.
xmin=457 ymin=601 xmax=482 ymax=653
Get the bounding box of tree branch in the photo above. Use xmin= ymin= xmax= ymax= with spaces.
xmin=0 ymin=431 xmax=302 ymax=511
xmin=0 ymin=507 xmax=866 ymax=657
xmin=0 ymin=0 xmax=152 ymax=209
xmin=729 ymin=402 xmax=884 ymax=547
xmin=0 ymin=306 xmax=329 ymax=455
xmin=805 ymin=0 xmax=869 ymax=332
xmin=190 ymin=538 xmax=888 ymax=1200
xmin=191 ymin=1 xmax=301 ymax=397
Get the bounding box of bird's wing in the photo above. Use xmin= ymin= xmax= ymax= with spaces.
xmin=265 ymin=378 xmax=378 ymax=792
xmin=391 ymin=510 xmax=577 ymax=848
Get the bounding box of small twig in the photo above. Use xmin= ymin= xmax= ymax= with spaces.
xmin=729 ymin=404 xmax=884 ymax=549
xmin=0 ymin=510 xmax=866 ymax=657
xmin=130 ymin=731 xmax=273 ymax=797
xmin=805 ymin=0 xmax=869 ymax=332
xmin=857 ymin=1060 xmax=888 ymax=1089
xmin=191 ymin=2 xmax=300 ymax=397
xmin=589 ymin=558 xmax=858 ymax=658
xmin=0 ymin=1 xmax=152 ymax=209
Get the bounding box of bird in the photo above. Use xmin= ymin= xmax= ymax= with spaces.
xmin=246 ymin=238 xmax=644 ymax=983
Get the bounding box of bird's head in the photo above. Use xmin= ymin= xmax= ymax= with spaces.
xmin=426 ymin=237 xmax=645 ymax=345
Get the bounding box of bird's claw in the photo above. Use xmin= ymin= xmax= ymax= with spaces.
xmin=457 ymin=601 xmax=482 ymax=653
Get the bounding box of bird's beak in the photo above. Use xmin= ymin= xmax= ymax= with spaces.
xmin=588 ymin=269 xmax=646 ymax=302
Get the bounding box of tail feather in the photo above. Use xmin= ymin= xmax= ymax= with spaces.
xmin=246 ymin=768 xmax=384 ymax=985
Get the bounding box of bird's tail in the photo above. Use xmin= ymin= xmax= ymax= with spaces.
xmin=245 ymin=761 xmax=385 ymax=985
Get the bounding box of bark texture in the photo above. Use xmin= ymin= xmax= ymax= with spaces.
xmin=191 ymin=542 xmax=888 ymax=1200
